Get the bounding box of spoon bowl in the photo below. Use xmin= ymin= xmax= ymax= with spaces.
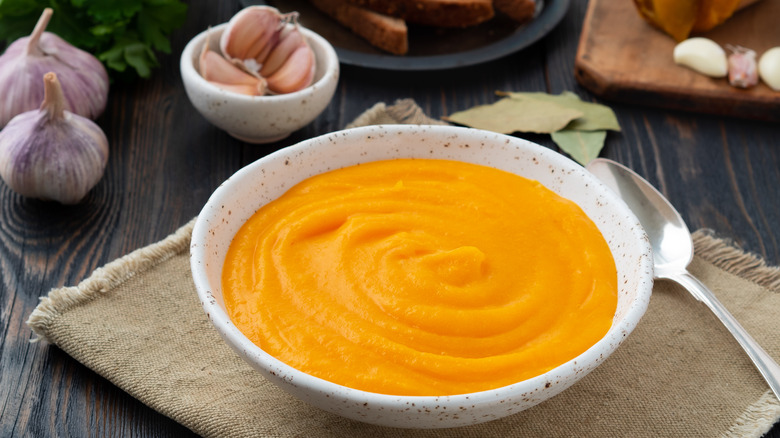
xmin=587 ymin=158 xmax=780 ymax=400
xmin=586 ymin=160 xmax=693 ymax=277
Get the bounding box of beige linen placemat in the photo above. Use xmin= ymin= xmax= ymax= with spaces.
xmin=28 ymin=100 xmax=780 ymax=437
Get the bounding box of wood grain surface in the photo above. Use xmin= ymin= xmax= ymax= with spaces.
xmin=1 ymin=0 xmax=778 ymax=436
xmin=575 ymin=0 xmax=780 ymax=121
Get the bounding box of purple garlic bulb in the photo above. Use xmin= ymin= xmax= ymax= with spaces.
xmin=0 ymin=8 xmax=109 ymax=128
xmin=0 ymin=72 xmax=109 ymax=204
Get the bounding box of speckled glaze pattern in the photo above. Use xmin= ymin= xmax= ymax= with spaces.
xmin=180 ymin=23 xmax=339 ymax=144
xmin=190 ymin=125 xmax=654 ymax=429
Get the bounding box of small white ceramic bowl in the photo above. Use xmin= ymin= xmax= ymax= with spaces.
xmin=190 ymin=125 xmax=654 ymax=429
xmin=180 ymin=23 xmax=339 ymax=144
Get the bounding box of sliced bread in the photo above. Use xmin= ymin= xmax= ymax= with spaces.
xmin=493 ymin=0 xmax=535 ymax=23
xmin=309 ymin=0 xmax=409 ymax=55
xmin=345 ymin=0 xmax=494 ymax=27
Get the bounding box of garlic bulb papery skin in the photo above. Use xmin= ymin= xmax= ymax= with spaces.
xmin=673 ymin=38 xmax=728 ymax=78
xmin=727 ymin=45 xmax=758 ymax=88
xmin=0 ymin=72 xmax=109 ymax=205
xmin=0 ymin=8 xmax=109 ymax=128
xmin=758 ymin=47 xmax=780 ymax=91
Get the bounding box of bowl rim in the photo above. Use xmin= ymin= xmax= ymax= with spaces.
xmin=179 ymin=21 xmax=339 ymax=102
xmin=190 ymin=124 xmax=654 ymax=410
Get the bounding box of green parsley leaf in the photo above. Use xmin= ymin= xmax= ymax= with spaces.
xmin=0 ymin=0 xmax=188 ymax=80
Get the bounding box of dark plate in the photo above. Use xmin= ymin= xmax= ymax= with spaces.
xmin=241 ymin=0 xmax=570 ymax=71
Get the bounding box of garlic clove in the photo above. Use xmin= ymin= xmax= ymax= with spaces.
xmin=727 ymin=45 xmax=759 ymax=88
xmin=260 ymin=26 xmax=307 ymax=78
xmin=199 ymin=31 xmax=267 ymax=96
xmin=758 ymin=47 xmax=780 ymax=91
xmin=220 ymin=5 xmax=316 ymax=94
xmin=219 ymin=6 xmax=287 ymax=65
xmin=0 ymin=8 xmax=109 ymax=128
xmin=204 ymin=5 xmax=317 ymax=96
xmin=266 ymin=44 xmax=316 ymax=95
xmin=0 ymin=72 xmax=108 ymax=205
xmin=207 ymin=82 xmax=267 ymax=96
xmin=673 ymin=37 xmax=728 ymax=78
xmin=200 ymin=50 xmax=257 ymax=85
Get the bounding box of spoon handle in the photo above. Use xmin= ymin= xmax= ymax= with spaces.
xmin=670 ymin=271 xmax=780 ymax=400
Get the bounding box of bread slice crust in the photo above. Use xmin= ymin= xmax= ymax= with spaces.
xmin=346 ymin=0 xmax=495 ymax=27
xmin=309 ymin=0 xmax=409 ymax=55
xmin=493 ymin=0 xmax=536 ymax=23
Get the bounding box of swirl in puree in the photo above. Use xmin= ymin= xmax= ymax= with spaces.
xmin=222 ymin=159 xmax=617 ymax=396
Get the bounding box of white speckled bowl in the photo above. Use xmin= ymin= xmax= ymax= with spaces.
xmin=180 ymin=23 xmax=339 ymax=144
xmin=190 ymin=125 xmax=654 ymax=428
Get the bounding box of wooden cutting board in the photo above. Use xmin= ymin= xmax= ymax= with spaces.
xmin=575 ymin=0 xmax=780 ymax=121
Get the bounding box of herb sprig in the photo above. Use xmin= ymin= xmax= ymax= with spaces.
xmin=0 ymin=0 xmax=188 ymax=80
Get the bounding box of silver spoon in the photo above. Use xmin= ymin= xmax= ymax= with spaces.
xmin=586 ymin=158 xmax=780 ymax=400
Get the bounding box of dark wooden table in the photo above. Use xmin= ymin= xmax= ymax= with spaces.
xmin=1 ymin=0 xmax=778 ymax=436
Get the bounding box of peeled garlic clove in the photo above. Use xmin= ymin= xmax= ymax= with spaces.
xmin=758 ymin=47 xmax=780 ymax=91
xmin=0 ymin=72 xmax=108 ymax=205
xmin=0 ymin=8 xmax=109 ymax=128
xmin=673 ymin=37 xmax=728 ymax=78
xmin=727 ymin=45 xmax=758 ymax=88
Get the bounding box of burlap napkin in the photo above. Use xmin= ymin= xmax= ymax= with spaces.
xmin=28 ymin=100 xmax=780 ymax=437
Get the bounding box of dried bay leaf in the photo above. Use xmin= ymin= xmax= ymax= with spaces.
xmin=446 ymin=92 xmax=620 ymax=165
xmin=497 ymin=91 xmax=621 ymax=132
xmin=551 ymin=129 xmax=607 ymax=165
xmin=444 ymin=98 xmax=583 ymax=134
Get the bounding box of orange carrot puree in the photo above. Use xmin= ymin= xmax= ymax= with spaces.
xmin=222 ymin=159 xmax=617 ymax=396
